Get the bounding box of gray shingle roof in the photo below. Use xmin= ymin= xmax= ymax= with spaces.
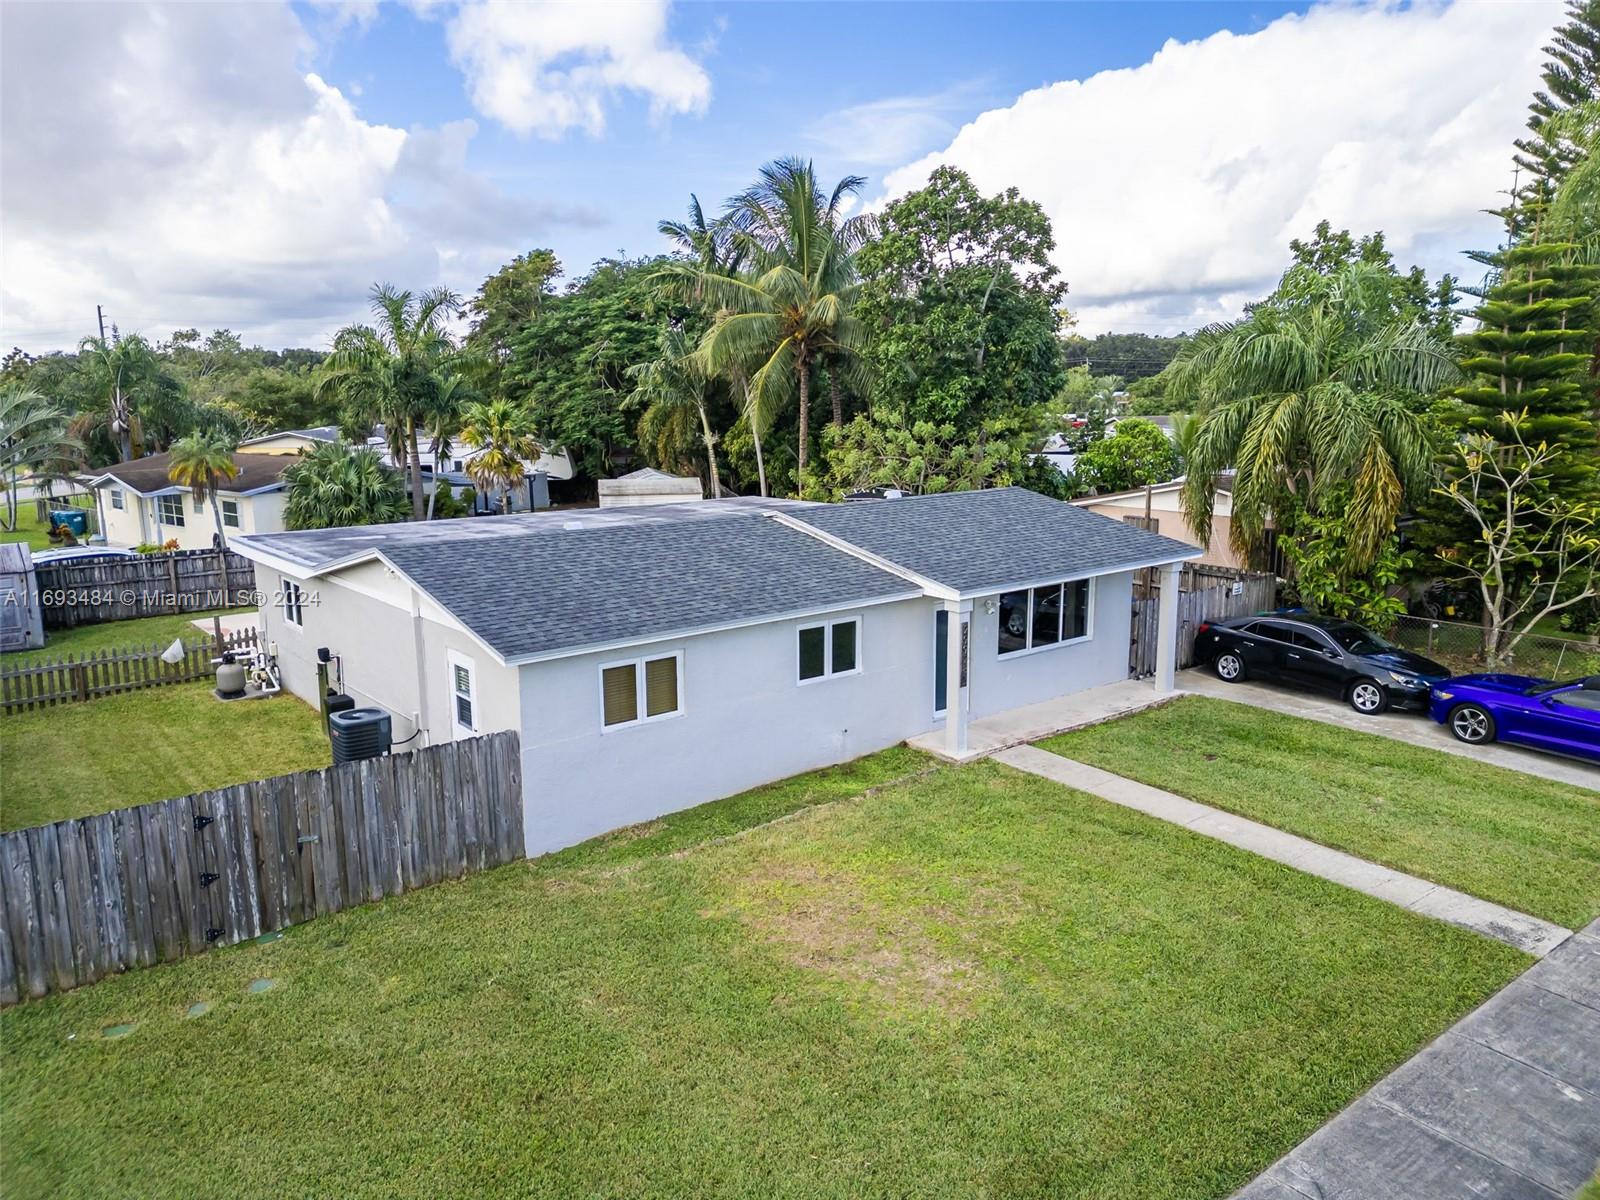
xmin=379 ymin=511 xmax=917 ymax=661
xmin=790 ymin=487 xmax=1198 ymax=594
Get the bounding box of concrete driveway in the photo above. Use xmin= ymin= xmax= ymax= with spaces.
xmin=1179 ymin=669 xmax=1598 ymax=791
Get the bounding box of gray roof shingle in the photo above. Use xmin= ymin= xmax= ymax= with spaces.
xmin=790 ymin=486 xmax=1197 ymax=594
xmin=379 ymin=511 xmax=917 ymax=662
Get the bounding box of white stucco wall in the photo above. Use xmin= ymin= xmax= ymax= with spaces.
xmin=964 ymin=571 xmax=1134 ymax=719
xmin=255 ymin=560 xmax=520 ymax=749
xmin=515 ymin=595 xmax=938 ymax=855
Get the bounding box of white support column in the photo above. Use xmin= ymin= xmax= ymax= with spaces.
xmin=1154 ymin=561 xmax=1183 ymax=693
xmin=944 ymin=598 xmax=972 ymax=757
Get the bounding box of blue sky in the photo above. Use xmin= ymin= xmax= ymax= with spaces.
xmin=0 ymin=1 xmax=1561 ymax=349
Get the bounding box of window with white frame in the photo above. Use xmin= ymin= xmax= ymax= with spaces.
xmin=157 ymin=494 xmax=185 ymax=527
xmin=221 ymin=499 xmax=240 ymax=528
xmin=449 ymin=652 xmax=477 ymax=734
xmin=997 ymin=579 xmax=1091 ymax=655
xmin=280 ymin=579 xmax=304 ymax=627
xmin=193 ymin=493 xmax=205 ymax=513
xmin=797 ymin=617 xmax=860 ymax=682
xmin=600 ymin=652 xmax=682 ymax=729
xmin=110 ymin=490 xmax=124 ymax=510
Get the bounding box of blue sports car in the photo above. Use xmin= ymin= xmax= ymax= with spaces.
xmin=1429 ymin=674 xmax=1600 ymax=764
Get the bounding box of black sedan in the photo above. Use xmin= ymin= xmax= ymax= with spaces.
xmin=1194 ymin=614 xmax=1450 ymax=714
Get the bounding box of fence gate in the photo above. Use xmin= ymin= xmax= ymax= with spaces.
xmin=1129 ymin=566 xmax=1278 ymax=680
xmin=1130 ymin=594 xmax=1159 ymax=678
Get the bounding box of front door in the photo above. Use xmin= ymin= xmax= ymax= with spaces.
xmin=934 ymin=610 xmax=967 ymax=716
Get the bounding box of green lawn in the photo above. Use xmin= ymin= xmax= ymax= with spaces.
xmin=1041 ymin=695 xmax=1600 ymax=929
xmin=1 ymin=753 xmax=1526 ymax=1199
xmin=0 ymin=499 xmax=96 ymax=552
xmin=0 ymin=681 xmax=328 ymax=831
xmin=1 ymin=606 xmax=254 ymax=668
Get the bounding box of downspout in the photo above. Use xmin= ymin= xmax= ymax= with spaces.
xmin=410 ymin=586 xmax=431 ymax=747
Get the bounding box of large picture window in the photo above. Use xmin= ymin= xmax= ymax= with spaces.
xmin=797 ymin=617 xmax=860 ymax=683
xmin=998 ymin=579 xmax=1091 ymax=655
xmin=601 ymin=652 xmax=683 ymax=729
xmin=157 ymin=494 xmax=185 ymax=527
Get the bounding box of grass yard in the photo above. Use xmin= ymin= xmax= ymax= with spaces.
xmin=1 ymin=606 xmax=254 ymax=668
xmin=1 ymin=752 xmax=1526 ymax=1199
xmin=0 ymin=499 xmax=97 ymax=552
xmin=1042 ymin=695 xmax=1600 ymax=929
xmin=0 ymin=681 xmax=328 ymax=831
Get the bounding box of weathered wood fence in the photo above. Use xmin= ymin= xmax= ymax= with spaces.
xmin=34 ymin=548 xmax=257 ymax=628
xmin=1 ymin=628 xmax=261 ymax=715
xmin=1130 ymin=565 xmax=1278 ymax=678
xmin=0 ymin=731 xmax=524 ymax=1004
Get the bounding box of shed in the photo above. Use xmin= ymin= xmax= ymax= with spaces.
xmin=597 ymin=468 xmax=704 ymax=509
xmin=0 ymin=543 xmax=45 ymax=651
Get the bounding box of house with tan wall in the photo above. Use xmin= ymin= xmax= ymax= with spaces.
xmin=1071 ymin=474 xmax=1270 ymax=571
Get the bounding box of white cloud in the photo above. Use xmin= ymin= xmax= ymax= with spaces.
xmin=0 ymin=1 xmax=599 ymax=351
xmin=440 ymin=0 xmax=710 ymax=137
xmin=805 ymin=86 xmax=982 ymax=168
xmin=879 ymin=1 xmax=1561 ymax=335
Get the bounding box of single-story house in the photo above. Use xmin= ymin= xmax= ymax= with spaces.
xmin=1071 ymin=473 xmax=1275 ymax=571
xmin=86 ymin=444 xmax=302 ymax=550
xmin=230 ymin=487 xmax=1198 ymax=855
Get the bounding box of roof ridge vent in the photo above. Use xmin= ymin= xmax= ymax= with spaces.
xmin=562 ymin=520 xmax=583 ymax=530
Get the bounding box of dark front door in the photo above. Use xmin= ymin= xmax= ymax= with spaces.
xmin=935 ymin=609 xmax=949 ymax=714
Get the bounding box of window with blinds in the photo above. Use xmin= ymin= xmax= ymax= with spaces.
xmin=601 ymin=654 xmax=681 ymax=729
xmin=797 ymin=617 xmax=861 ymax=682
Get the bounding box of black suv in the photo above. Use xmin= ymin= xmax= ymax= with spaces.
xmin=1194 ymin=613 xmax=1450 ymax=714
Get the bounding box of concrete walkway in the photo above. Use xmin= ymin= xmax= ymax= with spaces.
xmin=907 ymin=679 xmax=1176 ymax=762
xmin=1235 ymin=919 xmax=1600 ymax=1200
xmin=992 ymin=744 xmax=1572 ymax=957
xmin=1180 ymin=669 xmax=1598 ymax=792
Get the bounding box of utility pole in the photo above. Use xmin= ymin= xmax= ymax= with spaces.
xmin=96 ymin=304 xmax=107 ymax=343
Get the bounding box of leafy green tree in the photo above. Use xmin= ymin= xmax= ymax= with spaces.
xmin=1072 ymin=419 xmax=1179 ymax=495
xmin=283 ymin=439 xmax=409 ymax=530
xmin=821 ymin=406 xmax=1068 ymax=500
xmin=1280 ymin=493 xmax=1413 ymax=626
xmin=509 ymin=257 xmax=671 ymax=481
xmin=0 ymin=384 xmax=80 ymax=532
xmin=855 ymin=165 xmax=1065 ymax=430
xmin=1167 ymin=260 xmax=1459 ymax=569
xmin=629 ymin=327 xmax=724 ymax=497
xmin=75 ymin=333 xmax=165 ymax=461
xmin=228 ymin=368 xmax=335 ymax=433
xmin=460 ymin=397 xmax=542 ymax=514
xmin=317 ymin=284 xmax=466 ymax=521
xmin=1513 ymin=0 xmax=1600 ymax=210
xmin=688 ymin=159 xmax=869 ymax=487
xmin=166 ymin=431 xmax=240 ymax=547
xmin=1060 ymin=332 xmax=1184 ymax=381
xmin=467 ymin=250 xmax=562 ymax=398
xmin=1453 ymin=237 xmax=1597 ymax=493
xmin=1272 ymin=221 xmax=1459 ymax=337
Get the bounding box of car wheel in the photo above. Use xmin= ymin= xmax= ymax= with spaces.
xmin=1348 ymin=678 xmax=1388 ymax=715
xmin=1215 ymin=652 xmax=1245 ymax=683
xmin=1448 ymin=703 xmax=1497 ymax=745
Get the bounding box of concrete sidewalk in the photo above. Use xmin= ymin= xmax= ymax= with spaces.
xmin=907 ymin=678 xmax=1176 ymax=762
xmin=992 ymin=744 xmax=1572 ymax=957
xmin=1235 ymin=920 xmax=1600 ymax=1200
xmin=1180 ymin=669 xmax=1598 ymax=791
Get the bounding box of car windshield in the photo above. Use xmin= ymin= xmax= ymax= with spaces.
xmin=1526 ymin=678 xmax=1583 ymax=695
xmin=1326 ymin=623 xmax=1395 ymax=656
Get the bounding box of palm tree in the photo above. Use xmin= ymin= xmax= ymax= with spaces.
xmin=629 ymin=327 xmax=723 ymax=498
xmin=685 ymin=159 xmax=870 ymax=489
xmin=76 ymin=333 xmax=159 ymax=462
xmin=282 ymin=440 xmax=409 ymax=530
xmin=1167 ymin=262 xmax=1460 ymax=568
xmin=167 ymin=431 xmax=240 ymax=547
xmin=459 ymin=398 xmax=541 ymax=514
xmin=0 ymin=384 xmax=81 ymax=532
xmin=317 ymin=284 xmax=465 ymax=521
xmin=423 ymin=372 xmax=480 ymax=520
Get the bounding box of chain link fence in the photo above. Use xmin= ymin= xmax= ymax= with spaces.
xmin=1389 ymin=614 xmax=1600 ymax=679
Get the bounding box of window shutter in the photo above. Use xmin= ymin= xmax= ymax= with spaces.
xmin=798 ymin=626 xmax=826 ymax=680
xmin=830 ymin=621 xmax=857 ymax=673
xmin=644 ymin=656 xmax=678 ymax=717
xmin=602 ymin=663 xmax=638 ymax=726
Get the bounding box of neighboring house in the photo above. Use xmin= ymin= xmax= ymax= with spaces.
xmin=231 ymin=487 xmax=1197 ymax=856
xmin=393 ymin=437 xmax=575 ymax=514
xmin=238 ymin=427 xmax=342 ymax=453
xmin=1071 ymin=473 xmax=1272 ymax=571
xmin=85 ymin=444 xmax=302 ymax=550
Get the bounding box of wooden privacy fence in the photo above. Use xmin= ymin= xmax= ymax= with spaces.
xmin=0 ymin=731 xmax=524 ymax=1004
xmin=35 ymin=548 xmax=257 ymax=629
xmin=1 ymin=628 xmax=260 ymax=715
xmin=1130 ymin=566 xmax=1278 ymax=678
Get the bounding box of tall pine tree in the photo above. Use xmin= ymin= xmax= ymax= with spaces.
xmin=1513 ymin=0 xmax=1600 ymax=208
xmin=1453 ymin=237 xmax=1597 ymax=492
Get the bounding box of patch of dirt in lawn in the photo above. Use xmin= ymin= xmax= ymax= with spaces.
xmin=713 ymin=861 xmax=992 ymax=1016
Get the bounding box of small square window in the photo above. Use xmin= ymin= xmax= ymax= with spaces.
xmin=221 ymin=499 xmax=240 ymax=528
xmin=110 ymin=491 xmax=124 ymax=510
xmin=600 ymin=655 xmax=682 ymax=729
xmin=798 ymin=618 xmax=860 ymax=682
